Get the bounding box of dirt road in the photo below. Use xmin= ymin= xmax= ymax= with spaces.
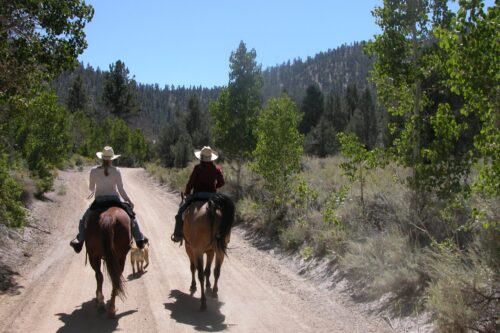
xmin=0 ymin=168 xmax=391 ymax=333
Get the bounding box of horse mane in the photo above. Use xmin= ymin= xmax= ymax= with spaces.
xmin=208 ymin=193 xmax=235 ymax=255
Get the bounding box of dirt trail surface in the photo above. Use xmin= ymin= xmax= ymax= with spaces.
xmin=0 ymin=168 xmax=392 ymax=333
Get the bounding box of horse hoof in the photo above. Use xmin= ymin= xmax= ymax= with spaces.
xmin=212 ymin=292 xmax=218 ymax=299
xmin=190 ymin=286 xmax=197 ymax=292
xmin=107 ymin=310 xmax=116 ymax=319
xmin=200 ymin=303 xmax=207 ymax=311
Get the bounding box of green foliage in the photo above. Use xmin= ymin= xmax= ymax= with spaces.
xmin=299 ymin=84 xmax=324 ymax=134
xmin=210 ymin=41 xmax=263 ymax=159
xmin=171 ymin=133 xmax=192 ymax=168
xmin=436 ymin=2 xmax=499 ymax=197
xmin=323 ymin=185 xmax=349 ymax=228
xmin=0 ymin=0 xmax=94 ymax=96
xmin=15 ymin=91 xmax=70 ymax=193
xmin=102 ymin=60 xmax=138 ymax=118
xmin=157 ymin=114 xmax=192 ymax=168
xmin=99 ymin=116 xmax=150 ymax=166
xmin=338 ymin=132 xmax=384 ymax=217
xmin=0 ymin=155 xmax=26 ymax=227
xmin=252 ymin=95 xmax=304 ymax=205
xmin=66 ymin=75 xmax=89 ymax=113
xmin=366 ymin=0 xmax=478 ymax=205
xmin=186 ymin=94 xmax=210 ymax=148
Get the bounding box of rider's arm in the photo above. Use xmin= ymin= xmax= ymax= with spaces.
xmin=184 ymin=166 xmax=198 ymax=195
xmin=116 ymin=168 xmax=132 ymax=204
xmin=215 ymin=165 xmax=225 ymax=189
xmin=89 ymin=168 xmax=96 ymax=193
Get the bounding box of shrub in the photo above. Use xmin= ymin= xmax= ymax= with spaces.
xmin=340 ymin=229 xmax=425 ymax=306
xmin=0 ymin=155 xmax=26 ymax=227
xmin=425 ymin=248 xmax=499 ymax=333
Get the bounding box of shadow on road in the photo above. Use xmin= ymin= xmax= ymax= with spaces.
xmin=126 ymin=270 xmax=147 ymax=281
xmin=165 ymin=289 xmax=228 ymax=332
xmin=0 ymin=262 xmax=23 ymax=296
xmin=56 ymin=299 xmax=137 ymax=333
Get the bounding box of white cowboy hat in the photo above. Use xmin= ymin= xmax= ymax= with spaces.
xmin=96 ymin=146 xmax=121 ymax=160
xmin=194 ymin=146 xmax=219 ymax=161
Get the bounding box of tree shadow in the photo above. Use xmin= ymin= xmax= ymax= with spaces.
xmin=0 ymin=262 xmax=23 ymax=295
xmin=56 ymin=299 xmax=137 ymax=333
xmin=164 ymin=289 xmax=229 ymax=332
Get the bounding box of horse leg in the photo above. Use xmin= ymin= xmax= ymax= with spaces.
xmin=90 ymin=257 xmax=105 ymax=307
xmin=131 ymin=256 xmax=136 ymax=275
xmin=108 ymin=288 xmax=117 ymax=318
xmin=204 ymin=249 xmax=214 ymax=289
xmin=108 ymin=255 xmax=126 ymax=318
xmin=212 ymin=250 xmax=225 ymax=298
xmin=185 ymin=246 xmax=196 ymax=293
xmin=196 ymin=255 xmax=207 ymax=311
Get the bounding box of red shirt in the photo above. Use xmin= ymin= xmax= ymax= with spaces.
xmin=184 ymin=162 xmax=225 ymax=194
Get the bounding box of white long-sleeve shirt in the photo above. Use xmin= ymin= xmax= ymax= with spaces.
xmin=89 ymin=166 xmax=131 ymax=202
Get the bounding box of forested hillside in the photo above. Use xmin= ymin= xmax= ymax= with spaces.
xmin=52 ymin=42 xmax=376 ymax=141
xmin=52 ymin=65 xmax=220 ymax=138
xmin=262 ymin=42 xmax=373 ymax=101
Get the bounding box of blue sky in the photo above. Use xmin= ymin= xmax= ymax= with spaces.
xmin=78 ymin=0 xmax=494 ymax=88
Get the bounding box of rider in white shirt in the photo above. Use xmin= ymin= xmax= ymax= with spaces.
xmin=70 ymin=146 xmax=148 ymax=253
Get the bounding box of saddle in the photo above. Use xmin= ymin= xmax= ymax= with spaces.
xmin=89 ymin=200 xmax=136 ymax=219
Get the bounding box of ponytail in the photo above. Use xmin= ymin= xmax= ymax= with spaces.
xmin=103 ymin=160 xmax=111 ymax=176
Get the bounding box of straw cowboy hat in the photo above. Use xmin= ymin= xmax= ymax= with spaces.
xmin=194 ymin=146 xmax=219 ymax=161
xmin=96 ymin=146 xmax=121 ymax=160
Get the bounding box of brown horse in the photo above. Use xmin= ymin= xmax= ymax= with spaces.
xmin=182 ymin=193 xmax=235 ymax=310
xmin=85 ymin=207 xmax=131 ymax=318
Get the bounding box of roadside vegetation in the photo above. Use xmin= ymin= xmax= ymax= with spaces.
xmin=2 ymin=1 xmax=497 ymax=331
xmin=149 ymin=2 xmax=499 ymax=331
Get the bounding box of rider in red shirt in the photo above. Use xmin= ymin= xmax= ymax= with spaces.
xmin=171 ymin=146 xmax=225 ymax=242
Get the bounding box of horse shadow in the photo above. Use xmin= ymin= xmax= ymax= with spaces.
xmin=55 ymin=299 xmax=137 ymax=333
xmin=164 ymin=289 xmax=229 ymax=332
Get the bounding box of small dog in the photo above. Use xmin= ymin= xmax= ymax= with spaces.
xmin=130 ymin=241 xmax=149 ymax=275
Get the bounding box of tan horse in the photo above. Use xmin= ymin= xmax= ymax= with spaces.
xmin=86 ymin=207 xmax=131 ymax=318
xmin=182 ymin=193 xmax=235 ymax=310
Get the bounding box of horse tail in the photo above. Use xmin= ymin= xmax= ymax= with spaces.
xmin=101 ymin=214 xmax=125 ymax=299
xmin=209 ymin=193 xmax=235 ymax=255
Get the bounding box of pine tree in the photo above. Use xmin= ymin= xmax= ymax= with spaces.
xmin=66 ymin=75 xmax=89 ymax=113
xmin=210 ymin=41 xmax=264 ymax=197
xmin=358 ymin=88 xmax=377 ymax=148
xmin=299 ymin=85 xmax=324 ymax=134
xmin=102 ymin=60 xmax=138 ymax=119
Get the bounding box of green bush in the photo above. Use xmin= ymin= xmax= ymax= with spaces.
xmin=0 ymin=155 xmax=26 ymax=227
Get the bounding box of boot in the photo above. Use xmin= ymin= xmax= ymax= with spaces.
xmin=170 ymin=214 xmax=183 ymax=243
xmin=131 ymin=218 xmax=148 ymax=249
xmin=136 ymin=237 xmax=149 ymax=249
xmin=70 ymin=218 xmax=86 ymax=253
xmin=70 ymin=238 xmax=84 ymax=253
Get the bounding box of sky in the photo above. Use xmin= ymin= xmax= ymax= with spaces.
xmin=78 ymin=0 xmax=494 ymax=89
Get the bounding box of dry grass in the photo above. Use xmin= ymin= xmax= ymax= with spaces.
xmin=145 ymin=155 xmax=499 ymax=330
xmin=425 ymin=248 xmax=499 ymax=333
